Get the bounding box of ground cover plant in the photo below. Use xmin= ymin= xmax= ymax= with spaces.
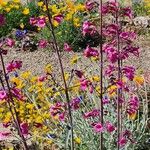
xmin=0 ymin=0 xmax=150 ymax=150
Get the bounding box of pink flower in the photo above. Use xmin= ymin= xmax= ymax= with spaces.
xmin=20 ymin=122 xmax=29 ymax=135
xmin=102 ymin=1 xmax=118 ymax=15
xmin=11 ymin=88 xmax=24 ymax=101
xmin=0 ymin=90 xmax=7 ymax=101
xmin=53 ymin=14 xmax=63 ymax=24
xmin=82 ymin=21 xmax=96 ymax=36
xmin=59 ymin=112 xmax=65 ymax=121
xmin=118 ymin=137 xmax=127 ymax=147
xmin=122 ymin=66 xmax=135 ymax=80
xmin=103 ymin=24 xmax=119 ymax=36
xmin=83 ymin=109 xmax=100 ymax=119
xmin=105 ymin=122 xmax=115 ymax=133
xmin=85 ymin=1 xmax=95 ymax=11
xmin=120 ymin=32 xmax=136 ymax=42
xmin=93 ymin=123 xmax=103 ymax=133
xmin=80 ymin=78 xmax=90 ymax=91
xmin=39 ymin=39 xmax=48 ymax=48
xmin=0 ymin=131 xmax=11 ymax=141
xmin=38 ymin=75 xmax=47 ymax=82
xmin=121 ymin=7 xmax=133 ymax=19
xmin=70 ymin=97 xmax=81 ymax=110
xmin=30 ymin=17 xmax=37 ymax=26
xmin=6 ymin=38 xmax=15 ymax=47
xmin=74 ymin=70 xmax=84 ymax=78
xmin=84 ymin=45 xmax=99 ymax=57
xmin=36 ymin=17 xmax=46 ymax=28
xmin=6 ymin=60 xmax=22 ymax=73
xmin=64 ymin=43 xmax=72 ymax=52
xmin=127 ymin=96 xmax=139 ymax=116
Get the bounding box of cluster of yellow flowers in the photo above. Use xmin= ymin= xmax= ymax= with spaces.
xmin=144 ymin=0 xmax=150 ymax=14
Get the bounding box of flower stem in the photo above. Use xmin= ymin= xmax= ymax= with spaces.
xmin=99 ymin=0 xmax=104 ymax=149
xmin=0 ymin=48 xmax=28 ymax=150
xmin=44 ymin=1 xmax=74 ymax=149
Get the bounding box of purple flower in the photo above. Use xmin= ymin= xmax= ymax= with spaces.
xmin=84 ymin=45 xmax=99 ymax=57
xmin=93 ymin=123 xmax=103 ymax=133
xmin=105 ymin=122 xmax=115 ymax=133
xmin=122 ymin=66 xmax=135 ymax=80
xmin=39 ymin=39 xmax=48 ymax=48
xmin=85 ymin=1 xmax=95 ymax=11
xmin=0 ymin=90 xmax=7 ymax=101
xmin=53 ymin=14 xmax=63 ymax=24
xmin=82 ymin=21 xmax=96 ymax=36
xmin=83 ymin=109 xmax=100 ymax=119
xmin=127 ymin=96 xmax=139 ymax=116
xmin=118 ymin=136 xmax=127 ymax=147
xmin=20 ymin=122 xmax=29 ymax=135
xmin=70 ymin=97 xmax=81 ymax=110
xmin=121 ymin=7 xmax=133 ymax=19
xmin=64 ymin=43 xmax=72 ymax=52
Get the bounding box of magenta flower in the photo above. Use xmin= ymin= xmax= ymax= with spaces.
xmin=0 ymin=131 xmax=11 ymax=141
xmin=122 ymin=66 xmax=135 ymax=80
xmin=83 ymin=109 xmax=100 ymax=119
xmin=105 ymin=122 xmax=115 ymax=133
xmin=59 ymin=112 xmax=65 ymax=121
xmin=36 ymin=17 xmax=46 ymax=28
xmin=53 ymin=14 xmax=63 ymax=24
xmin=93 ymin=123 xmax=103 ymax=133
xmin=84 ymin=45 xmax=99 ymax=57
xmin=118 ymin=136 xmax=127 ymax=147
xmin=127 ymin=96 xmax=139 ymax=116
xmin=64 ymin=43 xmax=72 ymax=52
xmin=82 ymin=21 xmax=96 ymax=36
xmin=74 ymin=70 xmax=84 ymax=78
xmin=11 ymin=88 xmax=24 ymax=101
xmin=102 ymin=1 xmax=118 ymax=15
xmin=38 ymin=75 xmax=47 ymax=82
xmin=20 ymin=122 xmax=29 ymax=135
xmin=0 ymin=14 xmax=5 ymax=26
xmin=105 ymin=64 xmax=116 ymax=76
xmin=6 ymin=60 xmax=22 ymax=73
xmin=0 ymin=90 xmax=7 ymax=101
xmin=70 ymin=97 xmax=81 ymax=110
xmin=121 ymin=7 xmax=133 ymax=19
xmin=120 ymin=32 xmax=136 ymax=43
xmin=39 ymin=39 xmax=48 ymax=48
xmin=6 ymin=38 xmax=15 ymax=47
xmin=85 ymin=1 xmax=95 ymax=11
xmin=29 ymin=17 xmax=37 ymax=26
xmin=123 ymin=45 xmax=139 ymax=57
xmin=103 ymin=24 xmax=119 ymax=37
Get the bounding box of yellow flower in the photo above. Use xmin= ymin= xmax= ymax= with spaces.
xmin=13 ymin=0 xmax=20 ymax=3
xmin=70 ymin=55 xmax=79 ymax=65
xmin=10 ymin=77 xmax=25 ymax=89
xmin=20 ymin=71 xmax=31 ymax=79
xmin=38 ymin=1 xmax=43 ymax=7
xmin=14 ymin=5 xmax=19 ymax=9
xmin=92 ymin=76 xmax=100 ymax=82
xmin=75 ymin=4 xmax=86 ymax=11
xmin=42 ymin=5 xmax=47 ymax=12
xmin=74 ymin=137 xmax=81 ymax=144
xmin=1 ymin=1 xmax=7 ymax=7
xmin=45 ymin=64 xmax=53 ymax=74
xmin=73 ymin=17 xmax=80 ymax=27
xmin=52 ymin=20 xmax=59 ymax=27
xmin=23 ymin=8 xmax=29 ymax=15
xmin=128 ymin=112 xmax=137 ymax=121
xmin=5 ymin=7 xmax=11 ymax=12
xmin=133 ymin=76 xmax=144 ymax=85
xmin=20 ymin=23 xmax=24 ymax=29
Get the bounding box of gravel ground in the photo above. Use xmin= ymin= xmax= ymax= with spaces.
xmin=3 ymin=36 xmax=150 ymax=76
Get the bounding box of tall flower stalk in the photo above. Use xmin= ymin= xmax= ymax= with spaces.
xmin=44 ymin=0 xmax=74 ymax=149
xmin=115 ymin=0 xmax=122 ymax=149
xmin=0 ymin=48 xmax=28 ymax=150
xmin=99 ymin=0 xmax=104 ymax=149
